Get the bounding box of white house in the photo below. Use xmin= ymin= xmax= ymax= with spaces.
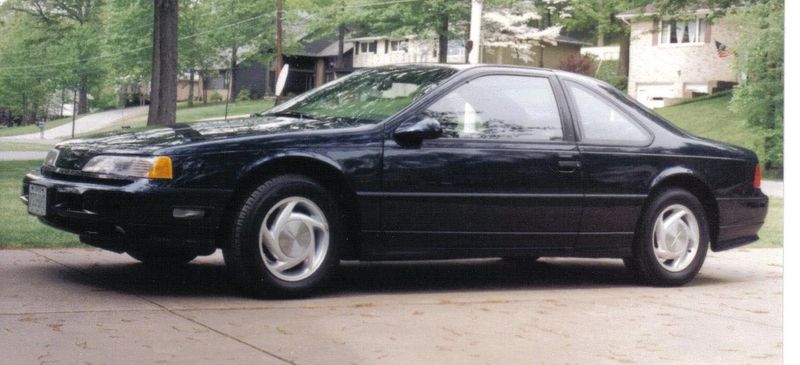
xmin=349 ymin=34 xmax=586 ymax=69
xmin=349 ymin=36 xmax=467 ymax=67
xmin=617 ymin=4 xmax=739 ymax=108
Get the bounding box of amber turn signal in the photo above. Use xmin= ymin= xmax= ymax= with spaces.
xmin=753 ymin=164 xmax=761 ymax=189
xmin=146 ymin=156 xmax=173 ymax=180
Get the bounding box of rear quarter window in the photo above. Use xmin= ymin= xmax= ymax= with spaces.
xmin=565 ymin=81 xmax=651 ymax=145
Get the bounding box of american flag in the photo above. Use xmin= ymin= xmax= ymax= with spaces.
xmin=715 ymin=41 xmax=731 ymax=58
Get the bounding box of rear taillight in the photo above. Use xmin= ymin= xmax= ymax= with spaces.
xmin=754 ymin=164 xmax=762 ymax=189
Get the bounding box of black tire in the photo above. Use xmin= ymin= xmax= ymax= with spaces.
xmin=128 ymin=248 xmax=198 ymax=266
xmin=223 ymin=174 xmax=340 ymax=298
xmin=630 ymin=188 xmax=709 ymax=286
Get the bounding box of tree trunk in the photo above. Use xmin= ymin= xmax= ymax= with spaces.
xmin=29 ymin=102 xmax=37 ymax=125
xmin=275 ymin=0 xmax=284 ymax=86
xmin=200 ymin=72 xmax=208 ymax=104
xmin=617 ymin=21 xmax=630 ymax=79
xmin=438 ymin=14 xmax=449 ymax=64
xmin=465 ymin=24 xmax=470 ymax=64
xmin=78 ymin=75 xmax=89 ymax=114
xmin=229 ymin=43 xmax=238 ymax=101
xmin=188 ymin=69 xmax=195 ymax=107
xmin=147 ymin=0 xmax=179 ymax=126
xmin=597 ymin=30 xmax=605 ymax=46
xmin=60 ymin=88 xmax=66 ymax=117
xmin=336 ymin=23 xmax=345 ymax=70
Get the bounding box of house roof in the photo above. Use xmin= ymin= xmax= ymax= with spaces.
xmin=346 ymin=36 xmax=414 ymax=42
xmin=617 ymin=3 xmax=713 ymax=20
xmin=554 ymin=34 xmax=592 ymax=46
xmin=291 ymin=38 xmax=353 ymax=57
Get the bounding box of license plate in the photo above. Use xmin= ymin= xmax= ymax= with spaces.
xmin=27 ymin=184 xmax=47 ymax=217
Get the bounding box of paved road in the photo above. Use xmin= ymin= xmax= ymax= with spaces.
xmin=0 ymin=151 xmax=48 ymax=161
xmin=0 ymin=105 xmax=148 ymax=141
xmin=0 ymin=248 xmax=782 ymax=364
xmin=761 ymin=180 xmax=783 ymax=198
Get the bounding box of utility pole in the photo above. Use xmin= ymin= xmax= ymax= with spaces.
xmin=468 ymin=0 xmax=482 ymax=64
xmin=275 ymin=0 xmax=283 ymax=87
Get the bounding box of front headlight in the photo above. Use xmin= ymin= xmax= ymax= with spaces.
xmin=82 ymin=155 xmax=173 ymax=179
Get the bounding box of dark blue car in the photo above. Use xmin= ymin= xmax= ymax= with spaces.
xmin=22 ymin=65 xmax=768 ymax=297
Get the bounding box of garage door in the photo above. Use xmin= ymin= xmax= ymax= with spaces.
xmin=636 ymin=83 xmax=674 ymax=109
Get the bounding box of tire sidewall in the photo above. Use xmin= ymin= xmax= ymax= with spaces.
xmin=235 ymin=176 xmax=340 ymax=296
xmin=637 ymin=188 xmax=709 ymax=285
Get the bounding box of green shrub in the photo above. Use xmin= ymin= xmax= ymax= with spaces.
xmin=209 ymin=91 xmax=223 ymax=103
xmin=236 ymin=89 xmax=252 ymax=102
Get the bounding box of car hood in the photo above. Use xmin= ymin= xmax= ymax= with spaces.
xmin=52 ymin=116 xmax=368 ymax=170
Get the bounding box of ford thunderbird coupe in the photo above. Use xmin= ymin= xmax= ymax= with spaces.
xmin=21 ymin=65 xmax=768 ymax=297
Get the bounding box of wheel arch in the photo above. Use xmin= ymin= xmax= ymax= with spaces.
xmin=642 ymin=168 xmax=720 ymax=245
xmin=218 ymin=153 xmax=362 ymax=259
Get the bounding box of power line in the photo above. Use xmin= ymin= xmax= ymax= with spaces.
xmin=0 ymin=0 xmax=423 ymax=72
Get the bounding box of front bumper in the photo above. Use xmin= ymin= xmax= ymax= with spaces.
xmin=713 ymin=192 xmax=769 ymax=252
xmin=21 ymin=168 xmax=232 ymax=254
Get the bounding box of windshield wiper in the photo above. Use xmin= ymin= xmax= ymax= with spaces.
xmin=262 ymin=111 xmax=319 ymax=120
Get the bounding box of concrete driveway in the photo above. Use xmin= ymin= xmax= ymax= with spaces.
xmin=1 ymin=106 xmax=149 ymax=142
xmin=0 ymin=248 xmax=782 ymax=364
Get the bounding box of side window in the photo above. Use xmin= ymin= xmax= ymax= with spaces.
xmin=566 ymin=82 xmax=650 ymax=144
xmin=423 ymin=75 xmax=564 ymax=141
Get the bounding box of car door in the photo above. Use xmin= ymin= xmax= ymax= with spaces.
xmin=377 ymin=72 xmax=583 ymax=258
xmin=560 ymin=79 xmax=656 ymax=257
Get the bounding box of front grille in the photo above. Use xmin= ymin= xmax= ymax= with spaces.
xmin=42 ymin=167 xmax=132 ymax=186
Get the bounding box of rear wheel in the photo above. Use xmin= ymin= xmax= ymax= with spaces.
xmin=127 ymin=248 xmax=197 ymax=266
xmin=224 ymin=175 xmax=340 ymax=298
xmin=629 ymin=188 xmax=709 ymax=286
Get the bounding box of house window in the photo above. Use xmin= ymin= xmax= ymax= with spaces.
xmin=660 ymin=18 xmax=706 ymax=45
xmin=360 ymin=41 xmax=378 ymax=54
xmin=390 ymin=40 xmax=408 ymax=53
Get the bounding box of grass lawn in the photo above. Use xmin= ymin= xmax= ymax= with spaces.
xmin=0 ymin=160 xmax=782 ymax=249
xmin=751 ymin=198 xmax=783 ymax=248
xmin=0 ymin=116 xmax=75 ymax=137
xmin=80 ymin=99 xmax=275 ymax=137
xmin=0 ymin=141 xmax=56 ymax=152
xmin=0 ymin=160 xmax=82 ymax=249
xmin=656 ymin=93 xmax=765 ymax=161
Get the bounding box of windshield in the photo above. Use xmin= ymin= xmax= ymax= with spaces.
xmin=259 ymin=66 xmax=458 ymax=123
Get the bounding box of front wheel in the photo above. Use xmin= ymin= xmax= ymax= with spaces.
xmin=629 ymin=188 xmax=709 ymax=286
xmin=224 ymin=175 xmax=340 ymax=298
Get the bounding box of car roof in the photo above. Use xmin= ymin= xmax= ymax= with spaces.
xmin=371 ymin=63 xmax=601 ymax=82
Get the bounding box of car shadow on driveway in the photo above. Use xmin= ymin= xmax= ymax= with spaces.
xmin=45 ymin=255 xmax=733 ymax=299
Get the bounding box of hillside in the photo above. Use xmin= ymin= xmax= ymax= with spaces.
xmin=655 ymin=93 xmax=764 ymax=160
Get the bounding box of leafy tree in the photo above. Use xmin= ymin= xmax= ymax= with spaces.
xmin=4 ymin=0 xmax=107 ymax=115
xmin=179 ymin=0 xmax=216 ymax=106
xmin=103 ymin=0 xmax=153 ymax=107
xmin=204 ymin=0 xmax=277 ymax=100
xmin=0 ymin=13 xmax=53 ymax=123
xmin=728 ymin=0 xmax=783 ymax=168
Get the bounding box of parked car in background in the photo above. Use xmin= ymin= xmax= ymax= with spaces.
xmin=21 ymin=64 xmax=768 ymax=297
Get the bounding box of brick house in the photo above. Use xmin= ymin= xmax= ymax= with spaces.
xmin=617 ymin=4 xmax=739 ymax=108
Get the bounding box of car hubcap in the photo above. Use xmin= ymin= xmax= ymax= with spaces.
xmin=259 ymin=197 xmax=329 ymax=282
xmin=652 ymin=204 xmax=699 ymax=272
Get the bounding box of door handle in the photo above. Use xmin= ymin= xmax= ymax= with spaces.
xmin=557 ymin=160 xmax=581 ymax=173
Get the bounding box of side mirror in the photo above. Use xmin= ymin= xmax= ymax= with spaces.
xmin=394 ymin=116 xmax=442 ymax=145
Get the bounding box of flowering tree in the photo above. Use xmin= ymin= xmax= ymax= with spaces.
xmin=481 ymin=9 xmax=563 ymax=63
